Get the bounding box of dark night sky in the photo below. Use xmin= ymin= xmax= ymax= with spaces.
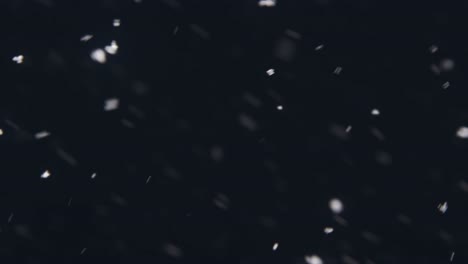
xmin=1 ymin=0 xmax=468 ymax=263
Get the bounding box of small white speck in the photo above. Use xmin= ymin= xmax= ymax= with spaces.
xmin=371 ymin=108 xmax=380 ymax=116
xmin=258 ymin=0 xmax=276 ymax=7
xmin=450 ymin=251 xmax=455 ymax=262
xmin=80 ymin=248 xmax=87 ymax=255
xmin=266 ymin=69 xmax=275 ymax=76
xmin=345 ymin=126 xmax=352 ymax=133
xmin=12 ymin=55 xmax=24 ymax=64
xmin=429 ymin=45 xmax=438 ymax=53
xmin=146 ymin=176 xmax=152 ymax=184
xmin=35 ymin=131 xmax=50 ymax=139
xmin=104 ymin=40 xmax=119 ymax=55
xmin=80 ymin=34 xmax=93 ymax=42
xmin=438 ymin=201 xmax=448 ymax=214
xmin=456 ymin=126 xmax=468 ymax=139
xmin=442 ymin=81 xmax=450 ymax=89
xmin=68 ymin=197 xmax=73 ymax=207
xmin=305 ymin=255 xmax=323 ymax=264
xmin=113 ymin=19 xmax=121 ymax=27
xmin=334 ymin=67 xmax=342 ymax=75
xmin=0 ymin=129 xmax=3 ymax=135
xmin=277 ymin=105 xmax=283 ymax=111
xmin=324 ymin=227 xmax=334 ymax=234
xmin=91 ymin=173 xmax=97 ymax=179
xmin=315 ymin=44 xmax=324 ymax=51
xmin=41 ymin=170 xmax=51 ymax=179
xmin=329 ymin=198 xmax=343 ymax=214
xmin=90 ymin=49 xmax=106 ymax=64
xmin=104 ymin=98 xmax=119 ymax=111
xmin=272 ymin=242 xmax=279 ymax=251
xmin=173 ymin=26 xmax=179 ymax=35
xmin=8 ymin=213 xmax=13 ymax=223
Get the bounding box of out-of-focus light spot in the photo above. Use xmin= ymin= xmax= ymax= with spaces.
xmin=438 ymin=201 xmax=448 ymax=214
xmin=91 ymin=173 xmax=97 ymax=179
xmin=329 ymin=198 xmax=343 ymax=214
xmin=90 ymin=49 xmax=106 ymax=64
xmin=0 ymin=129 xmax=3 ymax=135
xmin=324 ymin=227 xmax=334 ymax=234
xmin=266 ymin=69 xmax=275 ymax=76
xmin=113 ymin=19 xmax=121 ymax=27
xmin=12 ymin=55 xmax=24 ymax=64
xmin=305 ymin=255 xmax=323 ymax=264
xmin=104 ymin=98 xmax=119 ymax=111
xmin=258 ymin=0 xmax=276 ymax=7
xmin=35 ymin=131 xmax=50 ymax=139
xmin=105 ymin=40 xmax=119 ymax=55
xmin=451 ymin=252 xmax=455 ymax=262
xmin=272 ymin=242 xmax=279 ymax=251
xmin=277 ymin=105 xmax=283 ymax=111
xmin=371 ymin=108 xmax=380 ymax=116
xmin=334 ymin=67 xmax=342 ymax=75
xmin=80 ymin=248 xmax=87 ymax=255
xmin=80 ymin=34 xmax=93 ymax=42
xmin=440 ymin=58 xmax=455 ymax=72
xmin=345 ymin=126 xmax=352 ymax=133
xmin=315 ymin=44 xmax=324 ymax=51
xmin=146 ymin=176 xmax=152 ymax=183
xmin=442 ymin=81 xmax=450 ymax=89
xmin=41 ymin=170 xmax=51 ymax=179
xmin=456 ymin=126 xmax=468 ymax=139
xmin=429 ymin=45 xmax=438 ymax=53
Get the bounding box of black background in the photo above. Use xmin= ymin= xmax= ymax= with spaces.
xmin=1 ymin=0 xmax=468 ymax=263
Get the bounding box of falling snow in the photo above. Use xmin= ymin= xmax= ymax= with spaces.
xmin=12 ymin=55 xmax=24 ymax=64
xmin=442 ymin=81 xmax=450 ymax=89
xmin=456 ymin=126 xmax=468 ymax=139
xmin=305 ymin=255 xmax=323 ymax=264
xmin=105 ymin=40 xmax=119 ymax=55
xmin=272 ymin=242 xmax=279 ymax=251
xmin=35 ymin=131 xmax=50 ymax=139
xmin=41 ymin=170 xmax=51 ymax=179
xmin=90 ymin=49 xmax=107 ymax=64
xmin=329 ymin=198 xmax=344 ymax=214
xmin=324 ymin=227 xmax=334 ymax=234
xmin=371 ymin=108 xmax=380 ymax=116
xmin=80 ymin=34 xmax=93 ymax=42
xmin=104 ymin=98 xmax=119 ymax=111
xmin=258 ymin=0 xmax=276 ymax=7
xmin=113 ymin=19 xmax=121 ymax=27
xmin=438 ymin=201 xmax=448 ymax=214
xmin=266 ymin=69 xmax=275 ymax=76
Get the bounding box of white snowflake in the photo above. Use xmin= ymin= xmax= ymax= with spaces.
xmin=104 ymin=98 xmax=119 ymax=111
xmin=329 ymin=198 xmax=343 ymax=214
xmin=12 ymin=55 xmax=24 ymax=64
xmin=258 ymin=0 xmax=276 ymax=7
xmin=272 ymin=242 xmax=279 ymax=251
xmin=456 ymin=126 xmax=468 ymax=139
xmin=90 ymin=49 xmax=106 ymax=64
xmin=324 ymin=227 xmax=334 ymax=234
xmin=80 ymin=34 xmax=93 ymax=42
xmin=438 ymin=201 xmax=448 ymax=214
xmin=113 ymin=19 xmax=121 ymax=27
xmin=41 ymin=170 xmax=51 ymax=179
xmin=305 ymin=255 xmax=323 ymax=264
xmin=105 ymin=40 xmax=119 ymax=55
